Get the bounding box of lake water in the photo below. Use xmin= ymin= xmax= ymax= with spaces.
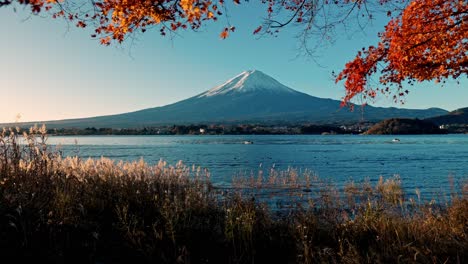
xmin=48 ymin=134 xmax=468 ymax=197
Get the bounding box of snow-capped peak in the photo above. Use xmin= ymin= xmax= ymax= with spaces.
xmin=198 ymin=70 xmax=296 ymax=97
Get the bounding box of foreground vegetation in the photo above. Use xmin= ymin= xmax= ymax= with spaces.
xmin=1 ymin=126 xmax=467 ymax=263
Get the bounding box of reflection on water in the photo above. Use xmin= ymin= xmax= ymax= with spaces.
xmin=48 ymin=134 xmax=468 ymax=196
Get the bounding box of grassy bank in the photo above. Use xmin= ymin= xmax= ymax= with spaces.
xmin=1 ymin=126 xmax=467 ymax=263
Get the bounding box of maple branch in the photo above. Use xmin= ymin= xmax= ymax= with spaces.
xmin=338 ymin=1 xmax=359 ymax=24
xmin=0 ymin=0 xmax=12 ymax=8
xmin=403 ymin=16 xmax=468 ymax=52
xmin=269 ymin=0 xmax=306 ymax=28
xmin=419 ymin=8 xmax=468 ymax=25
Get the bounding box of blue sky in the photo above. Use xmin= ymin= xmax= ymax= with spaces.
xmin=0 ymin=2 xmax=466 ymax=122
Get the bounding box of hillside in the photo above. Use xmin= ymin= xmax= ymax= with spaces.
xmin=365 ymin=118 xmax=446 ymax=135
xmin=425 ymin=107 xmax=468 ymax=125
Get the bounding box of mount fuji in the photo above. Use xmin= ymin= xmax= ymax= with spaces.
xmin=10 ymin=70 xmax=447 ymax=128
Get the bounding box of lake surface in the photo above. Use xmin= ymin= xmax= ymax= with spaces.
xmin=48 ymin=134 xmax=468 ymax=197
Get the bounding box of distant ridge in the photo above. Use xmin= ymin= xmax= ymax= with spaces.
xmin=3 ymin=70 xmax=448 ymax=128
xmin=425 ymin=107 xmax=468 ymax=125
xmin=365 ymin=118 xmax=446 ymax=135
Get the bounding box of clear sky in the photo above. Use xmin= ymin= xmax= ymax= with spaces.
xmin=0 ymin=3 xmax=466 ymax=123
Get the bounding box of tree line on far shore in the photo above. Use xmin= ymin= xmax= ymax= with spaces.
xmin=16 ymin=120 xmax=465 ymax=136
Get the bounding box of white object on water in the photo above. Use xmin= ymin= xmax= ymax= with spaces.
xmin=392 ymin=138 xmax=400 ymax=142
xmin=243 ymin=141 xmax=253 ymax=144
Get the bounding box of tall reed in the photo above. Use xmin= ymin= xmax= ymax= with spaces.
xmin=0 ymin=126 xmax=466 ymax=263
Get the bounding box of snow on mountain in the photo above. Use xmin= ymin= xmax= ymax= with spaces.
xmin=198 ymin=70 xmax=296 ymax=97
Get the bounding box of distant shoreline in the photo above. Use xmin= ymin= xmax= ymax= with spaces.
xmin=4 ymin=121 xmax=467 ymax=136
xmin=46 ymin=132 xmax=468 ymax=136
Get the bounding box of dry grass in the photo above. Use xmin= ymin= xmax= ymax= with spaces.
xmin=0 ymin=126 xmax=467 ymax=263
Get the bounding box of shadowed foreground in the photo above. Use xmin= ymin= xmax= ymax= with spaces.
xmin=1 ymin=127 xmax=467 ymax=263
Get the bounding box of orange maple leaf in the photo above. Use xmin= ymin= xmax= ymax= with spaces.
xmin=220 ymin=29 xmax=229 ymax=39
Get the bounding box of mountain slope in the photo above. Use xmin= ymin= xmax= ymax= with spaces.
xmin=197 ymin=70 xmax=296 ymax=96
xmin=425 ymin=107 xmax=468 ymax=125
xmin=365 ymin=118 xmax=446 ymax=135
xmin=7 ymin=70 xmax=448 ymax=128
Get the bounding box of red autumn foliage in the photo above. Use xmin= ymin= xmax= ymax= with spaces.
xmin=336 ymin=0 xmax=467 ymax=105
xmin=4 ymin=0 xmax=466 ymax=105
